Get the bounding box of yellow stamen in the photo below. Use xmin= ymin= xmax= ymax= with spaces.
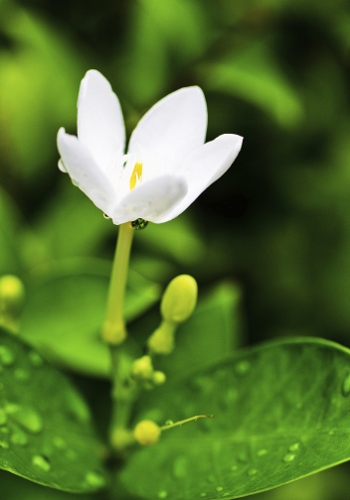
xmin=130 ymin=162 xmax=143 ymax=191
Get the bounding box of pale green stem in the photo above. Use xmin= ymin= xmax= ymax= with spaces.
xmin=102 ymin=222 xmax=134 ymax=345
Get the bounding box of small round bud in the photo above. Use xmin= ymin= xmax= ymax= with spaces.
xmin=152 ymin=371 xmax=166 ymax=386
xmin=134 ymin=420 xmax=161 ymax=446
xmin=161 ymin=275 xmax=197 ymax=323
xmin=131 ymin=355 xmax=154 ymax=381
xmin=0 ymin=275 xmax=25 ymax=313
xmin=111 ymin=427 xmax=134 ymax=451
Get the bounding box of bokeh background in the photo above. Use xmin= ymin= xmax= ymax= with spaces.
xmin=1 ymin=0 xmax=350 ymax=498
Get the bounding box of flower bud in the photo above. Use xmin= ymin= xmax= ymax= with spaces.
xmin=0 ymin=275 xmax=25 ymax=332
xmin=152 ymin=371 xmax=166 ymax=386
xmin=133 ymin=420 xmax=161 ymax=446
xmin=0 ymin=275 xmax=25 ymax=313
xmin=160 ymin=275 xmax=197 ymax=323
xmin=147 ymin=321 xmax=175 ymax=355
xmin=131 ymin=355 xmax=154 ymax=382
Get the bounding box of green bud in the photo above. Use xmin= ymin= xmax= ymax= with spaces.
xmin=131 ymin=355 xmax=154 ymax=382
xmin=0 ymin=275 xmax=25 ymax=332
xmin=152 ymin=371 xmax=166 ymax=386
xmin=0 ymin=275 xmax=25 ymax=311
xmin=147 ymin=321 xmax=176 ymax=355
xmin=160 ymin=275 xmax=197 ymax=323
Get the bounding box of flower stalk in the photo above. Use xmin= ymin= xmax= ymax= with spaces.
xmin=102 ymin=222 xmax=134 ymax=345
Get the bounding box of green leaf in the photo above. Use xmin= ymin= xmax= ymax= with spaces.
xmin=20 ymin=260 xmax=160 ymax=377
xmin=120 ymin=338 xmax=350 ymax=499
xmin=0 ymin=327 xmax=106 ymax=493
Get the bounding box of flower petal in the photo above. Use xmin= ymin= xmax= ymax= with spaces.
xmin=128 ymin=87 xmax=207 ymax=175
xmin=155 ymin=134 xmax=243 ymax=222
xmin=77 ymin=69 xmax=125 ymax=175
xmin=111 ymin=176 xmax=188 ymax=224
xmin=57 ymin=128 xmax=116 ymax=214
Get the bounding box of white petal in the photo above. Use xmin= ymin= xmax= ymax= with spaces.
xmin=77 ymin=69 xmax=125 ymax=175
xmin=57 ymin=128 xmax=116 ymax=214
xmin=111 ymin=176 xmax=188 ymax=224
xmin=155 ymin=134 xmax=243 ymax=222
xmin=128 ymin=87 xmax=207 ymax=175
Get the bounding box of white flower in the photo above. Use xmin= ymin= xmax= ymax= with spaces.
xmin=57 ymin=70 xmax=243 ymax=225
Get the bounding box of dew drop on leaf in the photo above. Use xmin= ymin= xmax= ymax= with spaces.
xmin=52 ymin=436 xmax=67 ymax=449
xmin=10 ymin=429 xmax=28 ymax=446
xmin=0 ymin=346 xmax=15 ymax=366
xmin=247 ymin=468 xmax=257 ymax=476
xmin=216 ymin=486 xmax=224 ymax=492
xmin=0 ymin=440 xmax=9 ymax=449
xmin=257 ymin=448 xmax=268 ymax=456
xmin=288 ymin=442 xmax=300 ymax=452
xmin=85 ymin=471 xmax=105 ymax=488
xmin=235 ymin=360 xmax=251 ymax=375
xmin=157 ymin=491 xmax=168 ymax=499
xmin=231 ymin=464 xmax=238 ymax=471
xmin=342 ymin=373 xmax=350 ymax=396
xmin=200 ymin=494 xmax=207 ymax=498
xmin=14 ymin=368 xmax=31 ymax=383
xmin=283 ymin=453 xmax=296 ymax=463
xmin=28 ymin=351 xmax=44 ymax=367
xmin=6 ymin=403 xmax=43 ymax=434
xmin=32 ymin=454 xmax=51 ymax=472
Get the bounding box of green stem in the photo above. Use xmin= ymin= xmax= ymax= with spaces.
xmin=102 ymin=222 xmax=134 ymax=345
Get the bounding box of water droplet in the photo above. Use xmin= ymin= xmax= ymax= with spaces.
xmin=231 ymin=464 xmax=238 ymax=471
xmin=53 ymin=436 xmax=67 ymax=449
xmin=200 ymin=494 xmax=207 ymax=498
xmin=172 ymin=456 xmax=188 ymax=478
xmin=283 ymin=453 xmax=296 ymax=463
xmin=85 ymin=471 xmax=105 ymax=488
xmin=216 ymin=486 xmax=224 ymax=492
xmin=6 ymin=403 xmax=43 ymax=434
xmin=0 ymin=408 xmax=7 ymax=426
xmin=165 ymin=420 xmax=174 ymax=426
xmin=289 ymin=442 xmax=300 ymax=452
xmin=342 ymin=373 xmax=350 ymax=396
xmin=29 ymin=351 xmax=44 ymax=367
xmin=14 ymin=368 xmax=31 ymax=383
xmin=237 ymin=451 xmax=248 ymax=463
xmin=10 ymin=429 xmax=28 ymax=446
xmin=248 ymin=468 xmax=257 ymax=476
xmin=32 ymin=455 xmax=51 ymax=471
xmin=257 ymin=449 xmax=268 ymax=456
xmin=0 ymin=346 xmax=15 ymax=366
xmin=329 ymin=429 xmax=335 ymax=435
xmin=0 ymin=440 xmax=9 ymax=449
xmin=235 ymin=360 xmax=250 ymax=375
xmin=157 ymin=491 xmax=168 ymax=499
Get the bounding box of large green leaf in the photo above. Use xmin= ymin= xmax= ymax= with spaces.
xmin=0 ymin=327 xmax=106 ymax=493
xmin=120 ymin=338 xmax=350 ymax=499
xmin=20 ymin=260 xmax=160 ymax=377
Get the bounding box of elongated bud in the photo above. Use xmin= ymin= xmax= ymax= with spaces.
xmin=147 ymin=321 xmax=176 ymax=355
xmin=161 ymin=275 xmax=197 ymax=323
xmin=0 ymin=275 xmax=25 ymax=332
xmin=133 ymin=420 xmax=161 ymax=446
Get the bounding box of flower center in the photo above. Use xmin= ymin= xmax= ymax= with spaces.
xmin=129 ymin=162 xmax=143 ymax=191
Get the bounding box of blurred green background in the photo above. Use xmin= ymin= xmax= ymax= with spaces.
xmin=1 ymin=0 xmax=350 ymax=498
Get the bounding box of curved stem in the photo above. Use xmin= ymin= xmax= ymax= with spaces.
xmin=102 ymin=222 xmax=134 ymax=345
